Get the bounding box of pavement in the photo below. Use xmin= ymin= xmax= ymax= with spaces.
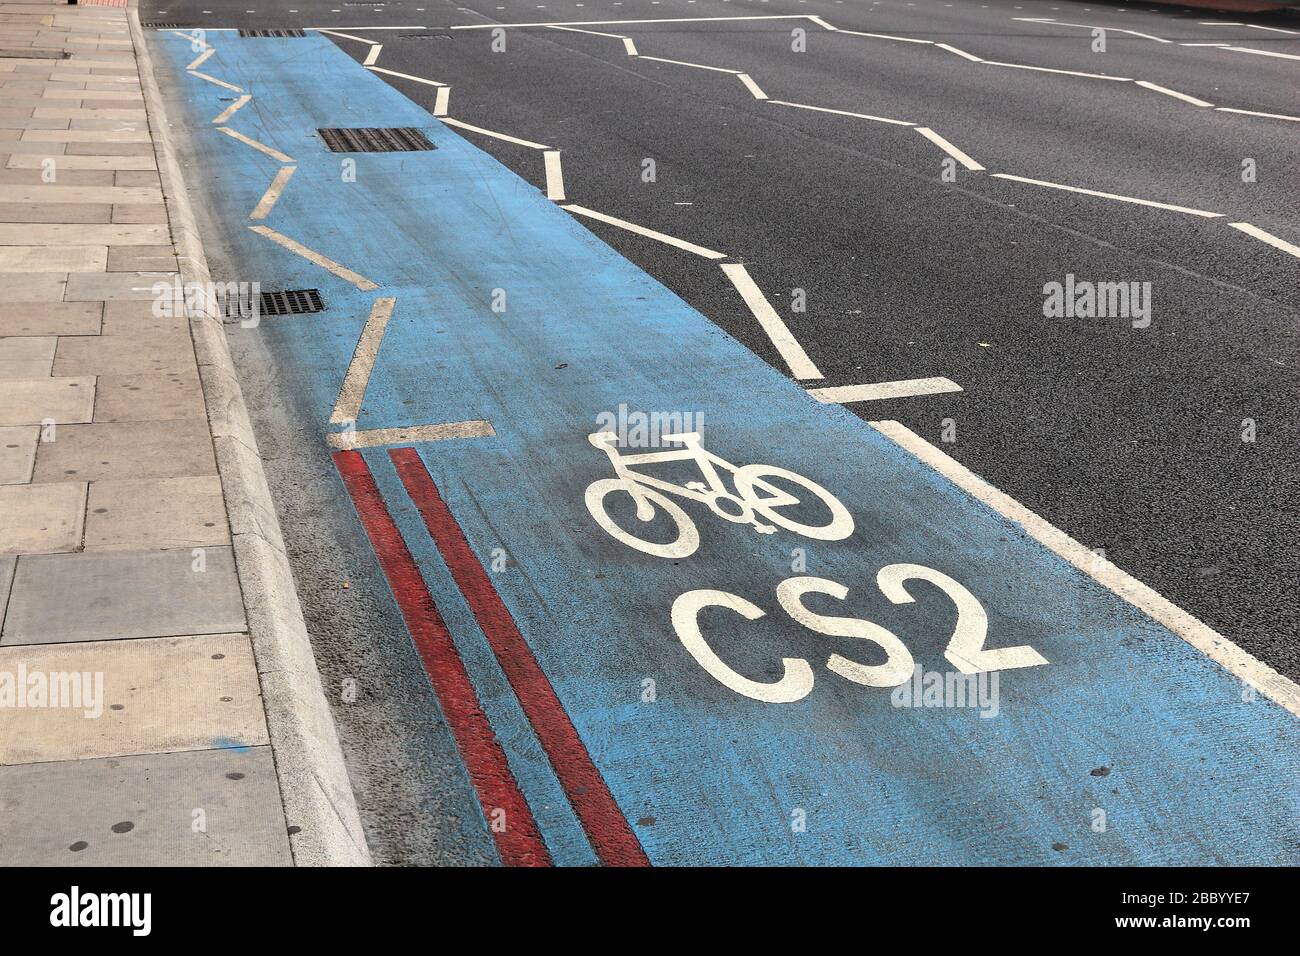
xmin=0 ymin=0 xmax=365 ymax=866
xmin=116 ymin=0 xmax=1300 ymax=866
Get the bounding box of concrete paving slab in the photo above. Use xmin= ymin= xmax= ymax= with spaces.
xmin=6 ymin=151 xmax=150 ymax=168
xmin=1 ymin=546 xmax=245 ymax=644
xmin=0 ymin=221 xmax=166 ymax=244
xmin=0 ymin=243 xmax=104 ymax=271
xmin=19 ymin=128 xmax=149 ymax=143
xmin=0 ymin=299 xmax=100 ymax=335
xmin=0 ymin=180 xmax=157 ymax=200
xmin=0 ymin=479 xmax=85 ymax=553
xmin=110 ymin=200 xmax=164 ymax=222
xmin=99 ymin=298 xmax=186 ymax=335
xmin=92 ymin=369 xmax=204 ymax=422
xmin=62 ymin=268 xmax=173 ymax=300
xmin=0 ymin=631 xmax=267 ymax=763
xmin=64 ymin=141 xmax=152 ymax=155
xmin=0 ymin=167 xmax=110 ymax=184
xmin=0 ymin=269 xmax=63 ymax=299
xmin=111 ymin=169 xmax=158 ymax=188
xmin=0 ymin=200 xmax=107 ymax=221
xmin=0 ymin=423 xmax=35 ymax=483
xmin=0 ymin=745 xmax=290 ymax=866
xmin=53 ymin=327 xmax=193 ymax=374
xmin=0 ymin=332 xmax=53 ymax=376
xmin=0 ymin=375 xmax=93 ymax=425
xmin=85 ymin=475 xmax=228 ymax=551
xmin=106 ymin=243 xmax=174 ymax=271
xmin=31 ymin=417 xmax=215 ymax=482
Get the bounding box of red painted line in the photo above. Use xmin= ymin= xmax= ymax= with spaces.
xmin=390 ymin=447 xmax=651 ymax=867
xmin=332 ymin=450 xmax=551 ymax=867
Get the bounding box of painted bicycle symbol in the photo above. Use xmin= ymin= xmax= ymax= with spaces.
xmin=584 ymin=430 xmax=854 ymax=558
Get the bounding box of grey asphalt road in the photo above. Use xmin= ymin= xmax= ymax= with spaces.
xmin=144 ymin=0 xmax=1300 ymax=863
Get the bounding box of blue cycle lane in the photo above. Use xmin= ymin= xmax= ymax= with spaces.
xmin=154 ymin=31 xmax=1300 ymax=866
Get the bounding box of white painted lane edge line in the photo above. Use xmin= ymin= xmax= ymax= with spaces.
xmin=935 ymin=42 xmax=983 ymax=62
xmin=809 ymin=378 xmax=962 ymax=403
xmin=440 ymin=116 xmax=550 ymax=150
xmin=1013 ymin=17 xmax=1171 ymax=43
xmin=433 ymin=86 xmax=451 ymax=117
xmin=187 ymin=46 xmax=215 ymax=71
xmin=1215 ymin=106 xmax=1300 ymax=122
xmin=544 ymin=150 xmax=565 ymax=201
xmin=768 ymin=99 xmax=915 ymax=126
xmin=982 ymin=60 xmax=1131 ymax=80
xmin=315 ymin=28 xmax=376 ymax=44
xmin=249 ymin=165 xmax=296 ymax=220
xmin=638 ymin=54 xmax=742 ymax=74
xmin=1223 ymin=45 xmax=1300 ymax=61
xmin=363 ymin=44 xmax=382 ymax=66
xmin=562 ymin=203 xmax=727 ymax=259
xmin=331 ymin=296 xmax=396 ymax=424
xmin=738 ymin=73 xmax=768 ymax=99
xmin=1227 ymin=222 xmax=1300 ymax=259
xmin=450 ymin=15 xmax=812 ymax=29
xmin=1134 ymin=80 xmax=1213 ymax=108
xmin=836 ymin=28 xmax=933 ymax=44
xmin=719 ymin=262 xmax=823 ymax=381
xmin=991 ymin=173 xmax=1224 ymax=218
xmin=366 ymin=65 xmax=447 ymax=87
xmin=327 ymin=422 xmax=495 ymax=449
xmin=806 ymin=15 xmax=838 ymax=31
xmin=1245 ymin=23 xmax=1300 ymax=35
xmin=189 ymin=70 xmax=243 ymax=93
xmin=216 ymin=125 xmax=294 ymax=163
xmin=870 ymin=419 xmax=1300 ymax=720
xmin=211 ymin=93 xmax=251 ymax=124
xmin=249 ymin=225 xmax=380 ymax=291
xmin=623 ymin=37 xmax=639 ymax=56
xmin=914 ymin=127 xmax=984 ymax=171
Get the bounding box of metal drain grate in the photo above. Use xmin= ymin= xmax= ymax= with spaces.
xmin=144 ymin=22 xmax=189 ymax=28
xmin=223 ymin=289 xmax=324 ymax=320
xmin=317 ymin=127 xmax=437 ymax=153
xmin=238 ymin=28 xmax=308 ymax=38
xmin=0 ymin=49 xmax=70 ymax=59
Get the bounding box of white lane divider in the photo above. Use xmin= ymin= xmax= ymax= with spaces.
xmin=449 ymin=14 xmax=813 ymax=29
xmin=315 ymin=28 xmax=379 ymax=45
xmin=562 ymin=203 xmax=727 ymax=259
xmin=768 ymin=99 xmax=915 ymax=126
xmin=363 ymin=44 xmax=383 ymax=66
xmin=327 ymin=422 xmax=495 ymax=449
xmin=1228 ymin=222 xmax=1300 ymax=260
xmin=1012 ymin=17 xmax=1172 ymax=43
xmin=440 ymin=116 xmax=551 ymax=150
xmin=871 ymin=419 xmax=1300 ymax=720
xmin=211 ymin=93 xmax=251 ymax=124
xmin=809 ymin=378 xmax=962 ymax=404
xmin=1222 ymin=45 xmax=1300 ymax=61
xmin=332 ymin=296 xmax=396 ymax=424
xmin=249 ymin=165 xmax=297 ymax=220
xmin=1245 ymin=23 xmax=1300 ymax=35
xmin=543 ymin=150 xmax=566 ymax=200
xmin=935 ymin=42 xmax=983 ymax=62
xmin=190 ymin=70 xmax=243 ymax=93
xmin=1134 ymin=80 xmax=1213 ymax=108
xmin=1215 ymin=107 xmax=1300 ymax=122
xmin=434 ymin=86 xmax=451 ymax=117
xmin=914 ymin=127 xmax=983 ymax=171
xmin=249 ymin=224 xmax=380 ymax=291
xmin=366 ymin=65 xmax=447 ymax=87
xmin=639 ymin=54 xmax=741 ymax=74
xmin=720 ymin=263 xmax=823 ymax=381
xmin=217 ymin=125 xmax=295 ymax=163
xmin=835 ymin=28 xmax=933 ymax=44
xmin=549 ymin=24 xmax=639 ymax=56
xmin=187 ymin=46 xmax=215 ymax=71
xmin=980 ymin=60 xmax=1129 ymax=80
xmin=990 ymin=173 xmax=1224 ymax=218
xmin=737 ymin=73 xmax=767 ymax=100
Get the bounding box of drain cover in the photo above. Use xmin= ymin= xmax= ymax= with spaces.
xmin=238 ymin=28 xmax=308 ymax=38
xmin=0 ymin=49 xmax=71 ymax=59
xmin=317 ymin=127 xmax=437 ymax=153
xmin=224 ymin=289 xmax=324 ymax=320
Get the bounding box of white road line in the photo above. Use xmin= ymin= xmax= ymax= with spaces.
xmin=1228 ymin=222 xmax=1300 ymax=259
xmin=331 ymin=296 xmax=396 ymax=424
xmin=1179 ymin=42 xmax=1231 ymax=47
xmin=1012 ymin=17 xmax=1171 ymax=43
xmin=806 ymin=15 xmax=838 ymax=31
xmin=837 ymin=28 xmax=933 ymax=44
xmin=450 ymin=15 xmax=812 ymax=29
xmin=170 ymin=29 xmax=209 ymax=48
xmin=914 ymin=127 xmax=983 ymax=171
xmin=441 ymin=116 xmax=550 ymax=150
xmin=211 ymin=93 xmax=251 ymax=124
xmin=1215 ymin=106 xmax=1300 ymax=122
xmin=639 ymin=55 xmax=741 ymax=74
xmin=363 ymin=44 xmax=382 ymax=66
xmin=366 ymin=65 xmax=447 ymax=87
xmin=249 ymin=225 xmax=380 ymax=291
xmin=1245 ymin=23 xmax=1300 ymax=35
xmin=1223 ymin=45 xmax=1300 ymax=61
xmin=871 ymin=419 xmax=1300 ymax=720
xmin=623 ymin=37 xmax=639 ymax=56
xmin=249 ymin=165 xmax=296 ymax=220
xmin=433 ymin=86 xmax=451 ymax=116
xmin=738 ymin=73 xmax=768 ymax=99
xmin=187 ymin=47 xmax=215 ymax=70
xmin=550 ymin=25 xmax=629 ymax=39
xmin=991 ymin=173 xmax=1223 ymax=218
xmin=719 ymin=262 xmax=823 ymax=380
xmin=315 ymin=28 xmax=377 ymax=44
xmin=562 ymin=203 xmax=727 ymax=259
xmin=982 ymin=60 xmax=1130 ymax=80
xmin=936 ymin=42 xmax=983 ymax=62
xmin=217 ymin=126 xmax=295 ymax=163
xmin=768 ymin=99 xmax=914 ymax=126
xmin=190 ymin=70 xmax=243 ymax=93
xmin=544 ymin=150 xmax=565 ymax=200
xmin=809 ymin=377 xmax=962 ymax=403
xmin=327 ymin=421 xmax=495 ymax=449
xmin=1134 ymin=80 xmax=1212 ymax=107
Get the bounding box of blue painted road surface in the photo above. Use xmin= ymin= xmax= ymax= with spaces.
xmin=153 ymin=29 xmax=1300 ymax=865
